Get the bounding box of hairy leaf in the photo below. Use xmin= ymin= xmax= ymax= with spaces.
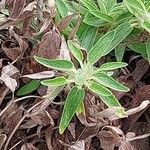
xmin=34 ymin=56 xmax=74 ymax=71
xmin=90 ymin=10 xmax=113 ymax=22
xmin=68 ymin=40 xmax=83 ymax=63
xmin=41 ymin=77 xmax=68 ymax=87
xmin=88 ymin=30 xmax=115 ymax=64
xmin=88 ymin=81 xmax=112 ymax=96
xmin=95 ymin=72 xmax=130 ymax=92
xmin=99 ymin=62 xmax=128 ymax=71
xmin=59 ymin=86 xmax=85 ymax=134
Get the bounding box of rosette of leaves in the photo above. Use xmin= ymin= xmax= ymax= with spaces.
xmin=34 ymin=22 xmax=132 ymax=134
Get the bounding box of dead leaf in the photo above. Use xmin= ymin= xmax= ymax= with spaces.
xmin=22 ymin=71 xmax=55 ymax=79
xmin=119 ymin=141 xmax=135 ymax=150
xmin=9 ymin=0 xmax=26 ymax=20
xmin=68 ymin=140 xmax=85 ymax=150
xmin=38 ymin=29 xmax=61 ymax=59
xmin=21 ymin=143 xmax=38 ymax=150
xmin=0 ymin=134 xmax=7 ymax=149
xmin=0 ymin=64 xmax=19 ymax=92
xmin=57 ymin=14 xmax=75 ymax=32
xmin=1 ymin=103 xmax=23 ymax=133
xmin=45 ymin=127 xmax=53 ymax=150
xmin=2 ymin=40 xmax=21 ymax=61
xmin=0 ymin=59 xmax=3 ymax=68
xmin=128 ymin=122 xmax=150 ymax=150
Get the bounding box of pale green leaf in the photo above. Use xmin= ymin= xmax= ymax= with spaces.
xmin=88 ymin=30 xmax=115 ymax=64
xmin=76 ymin=102 xmax=85 ymax=116
xmin=17 ymin=80 xmax=40 ymax=96
xmin=41 ymin=77 xmax=68 ymax=87
xmin=99 ymin=62 xmax=128 ymax=71
xmin=95 ymin=72 xmax=130 ymax=92
xmin=88 ymin=81 xmax=112 ymax=96
xmin=68 ymin=40 xmax=83 ymax=63
xmin=34 ymin=56 xmax=74 ymax=71
xmin=59 ymin=86 xmax=85 ymax=134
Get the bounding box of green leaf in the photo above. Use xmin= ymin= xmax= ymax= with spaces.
xmin=95 ymin=72 xmax=130 ymax=92
xmin=80 ymin=0 xmax=98 ymax=11
xmin=128 ymin=42 xmax=147 ymax=58
xmin=84 ymin=13 xmax=106 ymax=27
xmin=17 ymin=80 xmax=40 ymax=96
xmin=59 ymin=86 xmax=85 ymax=134
xmin=99 ymin=94 xmax=126 ymax=117
xmin=115 ymin=45 xmax=125 ymax=62
xmin=90 ymin=10 xmax=113 ymax=22
xmin=146 ymin=38 xmax=150 ymax=64
xmin=99 ymin=62 xmax=128 ymax=71
xmin=68 ymin=40 xmax=83 ymax=63
xmin=141 ymin=20 xmax=150 ymax=33
xmin=56 ymin=0 xmax=68 ymax=17
xmin=41 ymin=77 xmax=68 ymax=87
xmin=88 ymin=30 xmax=115 ymax=64
xmin=88 ymin=81 xmax=112 ymax=96
xmin=34 ymin=56 xmax=74 ymax=71
xmin=78 ymin=23 xmax=98 ymax=51
xmin=98 ymin=0 xmax=116 ymax=13
xmin=125 ymin=0 xmax=146 ymax=13
xmin=106 ymin=22 xmax=133 ymax=56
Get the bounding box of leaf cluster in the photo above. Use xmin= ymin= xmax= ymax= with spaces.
xmin=34 ymin=22 xmax=131 ymax=134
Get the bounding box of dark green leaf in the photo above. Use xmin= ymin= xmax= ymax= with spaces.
xmin=17 ymin=80 xmax=40 ymax=96
xmin=59 ymin=86 xmax=85 ymax=134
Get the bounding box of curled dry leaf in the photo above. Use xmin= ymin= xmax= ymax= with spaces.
xmin=22 ymin=71 xmax=55 ymax=79
xmin=126 ymin=100 xmax=150 ymax=116
xmin=0 ymin=134 xmax=7 ymax=149
xmin=68 ymin=140 xmax=85 ymax=150
xmin=0 ymin=64 xmax=19 ymax=92
xmin=38 ymin=29 xmax=61 ymax=59
xmin=59 ymin=36 xmax=71 ymax=60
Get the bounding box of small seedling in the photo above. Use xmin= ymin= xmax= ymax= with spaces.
xmin=34 ymin=23 xmax=131 ymax=134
